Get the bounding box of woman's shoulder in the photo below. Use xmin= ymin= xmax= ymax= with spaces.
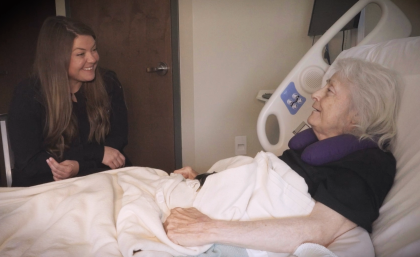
xmin=9 ymin=77 xmax=44 ymax=118
xmin=13 ymin=76 xmax=43 ymax=102
xmin=100 ymin=68 xmax=118 ymax=80
xmin=99 ymin=68 xmax=123 ymax=94
xmin=335 ymin=147 xmax=396 ymax=178
xmin=350 ymin=148 xmax=395 ymax=165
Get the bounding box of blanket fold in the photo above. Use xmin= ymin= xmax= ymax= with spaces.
xmin=117 ymin=152 xmax=315 ymax=257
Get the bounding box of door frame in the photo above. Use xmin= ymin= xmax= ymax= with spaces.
xmin=170 ymin=0 xmax=182 ymax=169
xmin=62 ymin=0 xmax=183 ymax=169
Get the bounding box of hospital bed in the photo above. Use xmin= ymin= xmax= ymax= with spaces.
xmin=1 ymin=0 xmax=419 ymax=256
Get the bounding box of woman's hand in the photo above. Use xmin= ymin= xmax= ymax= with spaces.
xmin=174 ymin=166 xmax=198 ymax=179
xmin=46 ymin=158 xmax=79 ymax=181
xmin=164 ymin=207 xmax=215 ymax=246
xmin=103 ymin=146 xmax=125 ymax=169
xmin=164 ymin=203 xmax=357 ymax=253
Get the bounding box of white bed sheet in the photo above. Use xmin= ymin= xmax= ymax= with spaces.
xmin=0 ymin=163 xmax=373 ymax=257
xmin=0 ymin=169 xmax=125 ymax=257
xmin=118 ymin=152 xmax=315 ymax=257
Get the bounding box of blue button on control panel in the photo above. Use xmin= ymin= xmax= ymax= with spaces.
xmin=281 ymin=82 xmax=306 ymax=115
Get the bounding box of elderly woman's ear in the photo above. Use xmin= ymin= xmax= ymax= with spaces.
xmin=349 ymin=111 xmax=359 ymax=127
xmin=341 ymin=114 xmax=359 ymax=136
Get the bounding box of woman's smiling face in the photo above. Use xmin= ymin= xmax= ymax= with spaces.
xmin=307 ymin=72 xmax=358 ymax=140
xmin=68 ymin=35 xmax=99 ymax=90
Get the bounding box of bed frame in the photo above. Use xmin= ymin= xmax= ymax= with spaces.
xmin=257 ymin=0 xmax=411 ymax=156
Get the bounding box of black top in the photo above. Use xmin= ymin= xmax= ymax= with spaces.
xmin=8 ymin=69 xmax=130 ymax=187
xmin=280 ymin=148 xmax=396 ymax=233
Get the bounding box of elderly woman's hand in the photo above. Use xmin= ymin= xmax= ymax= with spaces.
xmin=174 ymin=166 xmax=198 ymax=179
xmin=163 ymin=203 xmax=358 ymax=252
xmin=164 ymin=207 xmax=215 ymax=246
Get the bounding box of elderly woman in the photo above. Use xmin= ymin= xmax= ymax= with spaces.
xmin=164 ymin=58 xmax=401 ymax=254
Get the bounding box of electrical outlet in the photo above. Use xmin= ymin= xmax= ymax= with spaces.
xmin=235 ymin=136 xmax=247 ymax=155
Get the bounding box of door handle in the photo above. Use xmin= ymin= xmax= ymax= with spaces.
xmin=146 ymin=62 xmax=168 ymax=76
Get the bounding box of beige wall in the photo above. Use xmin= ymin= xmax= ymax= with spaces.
xmin=392 ymin=0 xmax=420 ymax=37
xmin=179 ymin=0 xmax=196 ymax=168
xmin=179 ymin=0 xmax=420 ymax=173
xmin=179 ymin=0 xmax=314 ymax=172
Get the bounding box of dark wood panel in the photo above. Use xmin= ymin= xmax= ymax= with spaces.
xmin=0 ymin=0 xmax=56 ymax=113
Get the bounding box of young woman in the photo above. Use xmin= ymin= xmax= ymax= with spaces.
xmin=8 ymin=16 xmax=131 ymax=187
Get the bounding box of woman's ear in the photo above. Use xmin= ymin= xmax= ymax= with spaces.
xmin=347 ymin=107 xmax=359 ymax=125
xmin=351 ymin=112 xmax=359 ymax=125
xmin=346 ymin=110 xmax=359 ymax=134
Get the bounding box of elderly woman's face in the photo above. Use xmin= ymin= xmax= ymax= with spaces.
xmin=307 ymin=73 xmax=357 ymax=140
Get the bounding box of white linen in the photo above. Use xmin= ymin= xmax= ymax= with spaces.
xmin=117 ymin=151 xmax=315 ymax=257
xmin=195 ymin=152 xmax=314 ymax=222
xmin=0 ymin=156 xmax=373 ymax=257
xmin=322 ymin=36 xmax=420 ymax=85
xmin=327 ymin=226 xmax=375 ymax=257
xmin=292 ymin=243 xmax=337 ymax=257
xmin=116 ymin=167 xmax=207 ymax=257
xmin=0 ymin=169 xmax=126 ymax=257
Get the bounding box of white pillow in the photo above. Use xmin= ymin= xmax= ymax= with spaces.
xmin=323 ymin=36 xmax=420 ymax=83
xmin=372 ymin=73 xmax=420 ymax=256
xmin=329 ymin=37 xmax=420 ymax=257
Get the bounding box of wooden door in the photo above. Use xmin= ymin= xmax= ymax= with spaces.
xmin=0 ymin=0 xmax=56 ymax=186
xmin=69 ymin=0 xmax=178 ymax=173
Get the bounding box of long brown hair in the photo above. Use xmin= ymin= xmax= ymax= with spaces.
xmin=33 ymin=16 xmax=110 ymax=160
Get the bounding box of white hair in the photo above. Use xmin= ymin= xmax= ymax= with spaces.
xmin=332 ymin=58 xmax=403 ymax=150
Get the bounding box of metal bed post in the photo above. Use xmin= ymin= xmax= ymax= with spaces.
xmin=0 ymin=114 xmax=13 ymax=187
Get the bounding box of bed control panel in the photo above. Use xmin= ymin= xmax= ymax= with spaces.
xmin=281 ymin=82 xmax=306 ymax=115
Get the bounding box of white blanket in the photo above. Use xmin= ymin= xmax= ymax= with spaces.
xmin=0 ymin=151 xmax=368 ymax=257
xmin=117 ymin=151 xmax=315 ymax=257
xmin=0 ymin=169 xmax=126 ymax=257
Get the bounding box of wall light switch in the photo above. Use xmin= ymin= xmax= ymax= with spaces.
xmin=235 ymin=136 xmax=247 ymax=155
